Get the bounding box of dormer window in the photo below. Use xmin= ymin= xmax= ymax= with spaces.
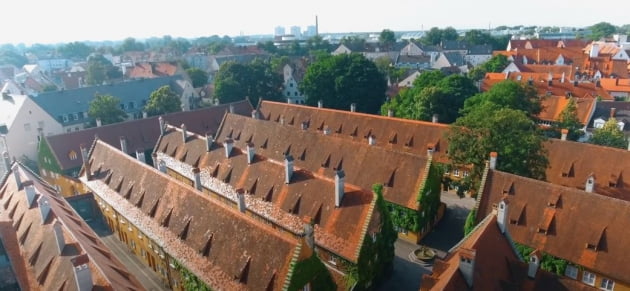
xmin=594 ymin=118 xmax=606 ymax=129
xmin=68 ymin=150 xmax=78 ymax=161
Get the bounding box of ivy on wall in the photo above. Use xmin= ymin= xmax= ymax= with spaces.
xmin=287 ymin=254 xmax=336 ymax=291
xmin=37 ymin=138 xmax=63 ymax=174
xmin=515 ymin=243 xmax=568 ymax=275
xmin=173 ymin=260 xmax=212 ymax=291
xmin=463 ymin=209 xmax=477 ymax=236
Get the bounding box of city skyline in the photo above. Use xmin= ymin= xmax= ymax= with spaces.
xmin=1 ymin=0 xmax=628 ymax=45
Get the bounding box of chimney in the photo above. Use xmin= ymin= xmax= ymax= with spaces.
xmin=335 ymin=170 xmax=345 ymax=207
xmin=71 ymin=254 xmax=93 ymax=291
xmin=432 ymin=114 xmax=439 ymax=123
xmin=80 ymin=144 xmax=91 ymax=180
xmin=193 ymin=167 xmax=202 ymax=191
xmin=251 ymin=110 xmax=259 ymax=119
xmin=229 ymin=104 xmax=235 ymax=114
xmin=285 ymin=155 xmax=294 ymax=184
xmin=2 ymin=152 xmax=11 ymax=172
xmin=585 ymin=174 xmax=595 ymax=193
xmin=589 ymin=43 xmax=599 ymax=58
xmin=528 ymin=250 xmax=541 ymax=278
xmin=236 ymin=188 xmax=246 ymax=213
xmin=96 ymin=118 xmax=102 ymax=127
xmin=322 ymin=125 xmax=331 ymax=135
xmin=387 ymin=109 xmax=394 ymax=117
xmin=610 ymin=107 xmax=616 ymax=118
xmin=279 ymin=115 xmax=285 ymax=125
xmin=368 ymin=135 xmax=376 ymax=146
xmin=427 ymin=143 xmax=435 ymax=158
xmin=303 ymin=222 xmax=315 ymax=249
xmin=317 ymin=100 xmax=323 ymax=108
xmin=561 ymin=72 xmax=565 ymax=83
xmin=158 ymin=160 xmax=167 ymax=173
xmin=596 ymin=80 xmax=601 ymax=88
xmin=459 ymin=249 xmax=475 ymax=288
xmin=497 ymin=197 xmax=509 ymax=234
xmin=205 ymin=133 xmax=214 ymax=152
xmin=25 ymin=183 xmax=37 ymax=207
xmin=151 ymin=153 xmax=158 ymax=168
xmin=573 ymin=80 xmax=579 ymax=87
xmin=119 ymin=136 xmax=128 ymax=154
xmin=489 ymin=152 xmax=498 ymax=170
xmin=246 ymin=143 xmax=255 ymax=164
xmin=53 ymin=219 xmax=65 ymax=254
xmin=181 ymin=124 xmax=187 ymax=143
xmin=224 ymin=138 xmax=234 ymax=158
xmin=548 ymin=79 xmax=552 ymax=86
xmin=560 ymin=129 xmax=569 ymax=141
xmin=142 ymin=111 xmax=148 ymax=119
xmin=38 ymin=196 xmax=51 ymax=224
xmin=350 ymin=103 xmax=357 ymax=112
xmin=135 ymin=149 xmax=146 ymax=163
xmin=159 ymin=116 xmax=165 ymax=135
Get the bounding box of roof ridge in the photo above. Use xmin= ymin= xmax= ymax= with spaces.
xmin=448 ymin=212 xmax=495 ymax=253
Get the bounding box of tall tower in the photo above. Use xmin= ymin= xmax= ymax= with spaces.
xmin=315 ymin=15 xmax=319 ymax=36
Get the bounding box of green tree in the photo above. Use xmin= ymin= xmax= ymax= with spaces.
xmin=589 ymin=22 xmax=617 ymax=40
xmin=120 ymin=37 xmax=145 ymax=52
xmin=300 ymin=54 xmax=387 ymax=113
xmin=88 ymin=94 xmax=127 ymax=125
xmin=145 ymin=85 xmax=182 ymax=116
xmin=185 ymin=68 xmax=209 ymax=88
xmin=0 ymin=49 xmax=28 ymax=67
xmin=463 ymin=80 xmax=541 ymax=117
xmin=590 ymin=118 xmax=628 ymax=149
xmin=86 ymin=61 xmax=107 ymax=86
xmin=379 ymin=29 xmax=396 ymax=49
xmin=422 ymin=27 xmax=458 ymax=45
xmin=42 ymin=84 xmax=58 ymax=92
xmin=214 ymin=59 xmax=283 ymax=105
xmin=554 ymin=97 xmax=583 ymax=141
xmin=57 ymin=41 xmax=92 ymax=60
xmin=461 ymin=30 xmax=493 ymax=45
xmin=468 ymin=54 xmax=509 ymax=81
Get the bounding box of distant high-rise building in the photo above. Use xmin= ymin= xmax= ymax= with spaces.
xmin=290 ymin=26 xmax=302 ymax=38
xmin=305 ymin=25 xmax=317 ymax=38
xmin=274 ymin=26 xmax=286 ymax=36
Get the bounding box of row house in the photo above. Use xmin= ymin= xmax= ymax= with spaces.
xmin=536 ymin=95 xmax=596 ymax=129
xmin=37 ymin=100 xmax=252 ymax=197
xmin=474 ymin=158 xmax=630 ymax=290
xmin=152 ymin=115 xmax=393 ymax=289
xmin=123 ymin=62 xmax=182 ymax=80
xmin=506 ymin=39 xmax=590 ymax=51
xmin=582 ymin=42 xmax=629 ymax=79
xmin=600 ymin=78 xmax=630 ymax=99
xmin=587 ymin=102 xmax=630 ymax=137
xmin=82 ymin=140 xmax=337 ymax=290
xmin=0 ymin=161 xmax=144 ymax=290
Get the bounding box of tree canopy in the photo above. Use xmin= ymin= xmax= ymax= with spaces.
xmin=57 ymin=41 xmax=92 ymax=60
xmin=120 ymin=37 xmax=145 ymax=52
xmin=422 ymin=27 xmax=459 ymax=45
xmin=468 ymin=54 xmax=509 ymax=81
xmin=186 ymin=68 xmax=209 ymax=88
xmin=300 ymin=53 xmax=387 ymax=113
xmin=548 ymin=97 xmax=583 ymax=141
xmin=214 ymin=59 xmax=284 ymax=105
xmin=462 ymin=80 xmax=541 ymax=116
xmin=145 ymin=85 xmax=182 ymax=116
xmin=589 ymin=22 xmax=617 ymax=40
xmin=379 ymin=29 xmax=396 ymax=49
xmin=88 ymin=94 xmax=127 ymax=125
xmin=85 ymin=54 xmax=121 ymax=85
xmin=590 ymin=118 xmax=627 ymax=149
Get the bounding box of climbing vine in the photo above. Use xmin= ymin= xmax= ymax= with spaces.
xmin=515 ymin=243 xmax=568 ymax=275
xmin=463 ymin=209 xmax=477 ymax=236
xmin=287 ymin=254 xmax=336 ymax=291
xmin=173 ymin=260 xmax=212 ymax=291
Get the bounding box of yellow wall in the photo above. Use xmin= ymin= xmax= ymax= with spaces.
xmin=41 ymin=173 xmax=88 ymax=197
xmin=570 ymin=267 xmax=630 ymax=291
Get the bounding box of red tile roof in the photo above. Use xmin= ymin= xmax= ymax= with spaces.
xmin=482 ymin=74 xmax=614 ymax=100
xmin=44 ymin=100 xmax=253 ymax=171
xmin=476 ymin=169 xmax=630 ymax=284
xmin=83 ymin=140 xmax=299 ymax=290
xmin=0 ymin=163 xmax=144 ymax=290
xmin=125 ymin=62 xmax=181 ymax=79
xmin=538 ymin=96 xmax=595 ymax=124
xmin=600 ymin=78 xmax=630 ymax=93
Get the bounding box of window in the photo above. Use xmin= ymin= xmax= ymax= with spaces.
xmin=120 ymin=103 xmax=125 ymax=110
xmin=582 ymin=271 xmax=596 ymax=286
xmin=62 ymin=115 xmax=69 ymax=122
xmin=73 ymin=113 xmax=79 ymax=120
xmin=463 ymin=171 xmax=469 ymax=177
xmin=600 ymin=278 xmax=614 ymax=291
xmin=23 ymin=123 xmax=31 ymax=131
xmin=453 ymin=169 xmax=460 ymax=177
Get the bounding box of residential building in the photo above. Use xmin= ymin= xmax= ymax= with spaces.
xmin=536 ymin=96 xmax=596 ymax=128
xmin=432 ymin=52 xmax=468 ymax=73
xmin=37 ymin=58 xmax=73 ymax=72
xmin=82 ymin=139 xmax=352 ymax=290
xmin=0 ymin=93 xmax=63 ymax=170
xmin=38 ymin=100 xmax=253 ymax=197
xmin=586 ymin=101 xmax=630 ymax=138
xmin=464 ymin=45 xmax=493 ymax=67
xmin=582 ymin=42 xmax=629 ymax=78
xmin=395 ymin=55 xmax=432 ymax=70
xmin=124 ymin=62 xmax=182 ymax=80
xmin=600 ymin=78 xmax=630 ymax=99
xmin=506 ymin=39 xmax=589 ymax=51
xmin=274 ymin=26 xmax=286 ymax=36
xmin=152 ymin=114 xmax=395 ymax=288
xmin=290 ymin=26 xmax=302 ymax=39
xmin=0 ymin=161 xmax=144 ymax=290
xmin=398 ymin=71 xmax=422 ymax=87
xmin=282 ymin=64 xmax=306 ymax=104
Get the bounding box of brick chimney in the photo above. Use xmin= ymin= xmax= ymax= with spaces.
xmin=80 ymin=144 xmax=91 ymax=180
xmin=135 ymin=149 xmax=146 ymax=164
xmin=388 ymin=109 xmax=394 ymax=117
xmin=368 ymin=135 xmax=376 ymax=146
xmin=528 ymin=250 xmax=541 ymax=278
xmin=560 ymin=129 xmax=569 ymax=141
xmin=585 ymin=174 xmax=595 ymax=193
xmin=489 ymin=152 xmax=498 ymax=170
xmin=205 ymin=133 xmax=214 ymax=152
xmin=96 ymin=118 xmax=102 ymax=127
xmin=119 ymin=136 xmax=128 ymax=154
xmin=246 ymin=143 xmax=255 ymax=164
xmin=458 ymin=249 xmax=475 ymax=288
xmin=193 ymin=167 xmax=202 ymax=191
xmin=38 ymin=196 xmax=51 ymax=224
xmin=159 ymin=116 xmax=165 ymax=135
xmin=285 ymin=155 xmax=294 ymax=184
xmin=350 ymin=103 xmax=357 ymax=112
xmin=71 ymin=254 xmax=93 ymax=291
xmin=432 ymin=114 xmax=439 ymax=123
xmin=335 ymin=170 xmax=345 ymax=207
xmin=224 ymin=138 xmax=234 ymax=158
xmin=610 ymin=107 xmax=616 ymax=118
xmin=181 ymin=124 xmax=187 ymax=143
xmin=497 ymin=197 xmax=509 ymax=234
xmin=52 ymin=219 xmax=65 ymax=254
xmin=317 ymin=100 xmax=323 ymax=108
xmin=236 ymin=188 xmax=246 ymax=213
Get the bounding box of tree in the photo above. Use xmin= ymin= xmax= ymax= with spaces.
xmin=88 ymin=94 xmax=127 ymax=125
xmin=461 ymin=30 xmax=493 ymax=46
xmin=120 ymin=37 xmax=145 ymax=52
xmin=463 ymin=80 xmax=540 ymax=117
xmin=379 ymin=29 xmax=396 ymax=49
xmin=186 ymin=68 xmax=209 ymax=88
xmin=468 ymin=54 xmax=509 ymax=81
xmin=86 ymin=54 xmax=120 ymax=85
xmin=214 ymin=59 xmax=283 ymax=105
xmin=145 ymin=86 xmax=182 ymax=116
xmin=57 ymin=41 xmax=92 ymax=60
xmin=300 ymin=54 xmax=387 ymax=113
xmin=422 ymin=27 xmax=458 ymax=45
xmin=0 ymin=49 xmax=28 ymax=67
xmin=589 ymin=22 xmax=617 ymax=40
xmin=554 ymin=97 xmax=583 ymax=141
xmin=590 ymin=118 xmax=627 ymax=149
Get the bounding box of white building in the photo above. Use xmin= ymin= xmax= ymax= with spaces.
xmin=290 ymin=26 xmax=302 ymax=39
xmin=282 ymin=64 xmax=306 ymax=104
xmin=274 ymin=26 xmax=286 ymax=36
xmin=305 ymin=26 xmax=317 ymax=38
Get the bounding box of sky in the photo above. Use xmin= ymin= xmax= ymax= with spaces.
xmin=2 ymin=0 xmax=628 ymax=45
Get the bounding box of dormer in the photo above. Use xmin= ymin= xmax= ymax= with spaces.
xmin=585 ymin=227 xmax=606 ymax=252
xmin=593 ymin=118 xmax=605 ymax=129
xmin=561 ymin=162 xmax=575 ymax=178
xmin=609 ymin=171 xmax=622 ymax=188
xmin=537 ymin=211 xmax=555 ymax=235
xmin=502 ymin=181 xmax=515 ymax=195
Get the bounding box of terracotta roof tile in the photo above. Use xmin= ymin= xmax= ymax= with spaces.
xmin=538 ymin=96 xmax=595 ymax=124
xmin=482 ymin=74 xmax=614 ymax=100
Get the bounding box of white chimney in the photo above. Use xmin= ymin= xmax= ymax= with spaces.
xmin=279 ymin=115 xmax=285 ymax=125
xmin=335 ymin=170 xmax=345 ymax=207
xmin=427 ymin=143 xmax=435 ymax=158
xmin=236 ymin=189 xmax=246 ymax=213
xmin=585 ymin=174 xmax=595 ymax=193
xmin=71 ymin=254 xmax=93 ymax=291
xmin=458 ymin=250 xmax=475 ymax=288
xmin=304 ymin=223 xmax=315 ymax=249
xmin=229 ymin=104 xmax=235 ymax=114
xmin=158 ymin=160 xmax=167 ymax=174
xmin=53 ymin=219 xmax=65 ymax=254
xmin=317 ymin=100 xmax=323 ymax=108
xmin=205 ymin=133 xmax=214 ymax=152
xmin=388 ymin=109 xmax=394 ymax=117
xmin=96 ymin=118 xmax=102 ymax=127
xmin=285 ymin=155 xmax=294 ymax=184
xmin=590 ymin=43 xmax=599 ymax=58
xmin=119 ymin=136 xmax=128 ymax=154
xmin=224 ymin=138 xmax=234 ymax=158
xmin=142 ymin=111 xmax=148 ymax=119
xmin=528 ymin=251 xmax=540 ymax=278
xmin=323 ymin=126 xmax=331 ymax=135
xmin=560 ymin=129 xmax=568 ymax=141
xmin=497 ymin=198 xmax=508 ymax=234
xmin=251 ymin=110 xmax=259 ymax=119
xmin=25 ymin=183 xmax=37 ymax=208
xmin=159 ymin=116 xmax=165 ymax=135
xmin=246 ymin=143 xmax=255 ymax=164
xmin=350 ymin=103 xmax=357 ymax=112
xmin=561 ymin=72 xmax=565 ymax=83
xmin=135 ymin=149 xmax=146 ymax=163
xmin=3 ymin=152 xmax=11 ymax=172
xmin=181 ymin=124 xmax=187 ymax=143
xmin=489 ymin=152 xmax=498 ymax=170
xmin=38 ymin=196 xmax=51 ymax=224
xmin=193 ymin=168 xmax=202 ymax=191
xmin=368 ymin=135 xmax=376 ymax=146
xmin=432 ymin=114 xmax=439 ymax=123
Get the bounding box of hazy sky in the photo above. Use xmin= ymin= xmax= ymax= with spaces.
xmin=3 ymin=0 xmax=628 ymax=45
